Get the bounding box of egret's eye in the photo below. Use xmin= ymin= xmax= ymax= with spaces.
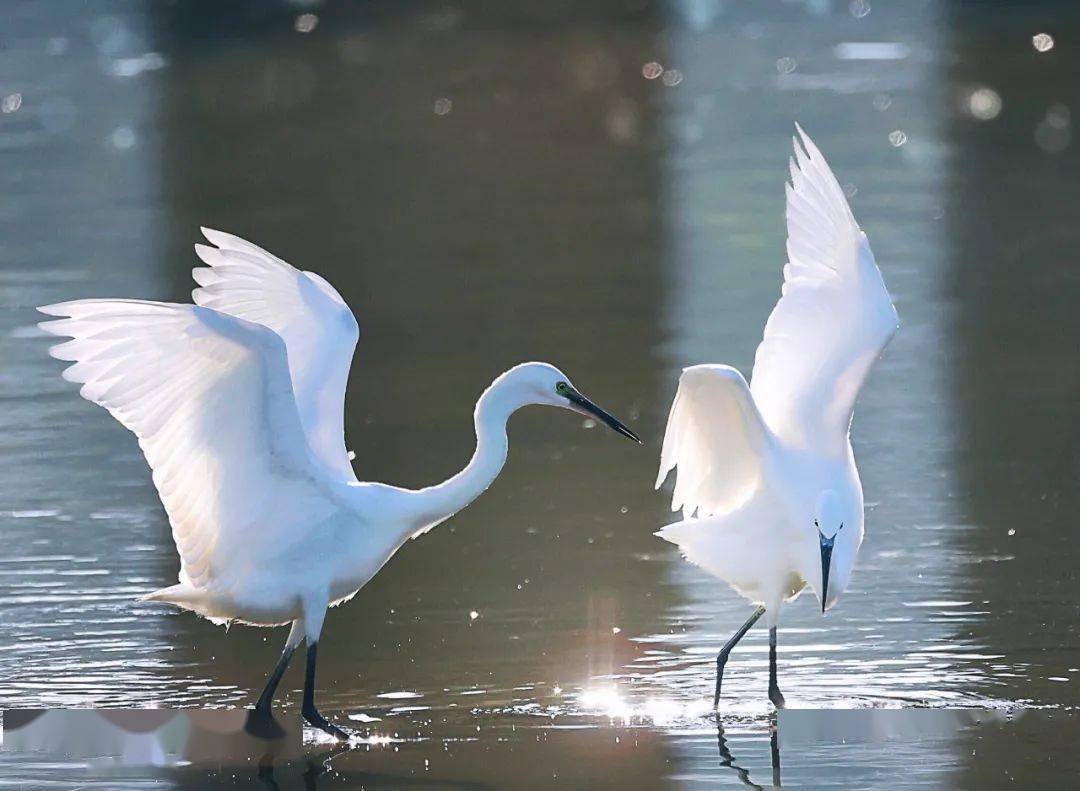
xmin=555 ymin=381 xmax=571 ymax=396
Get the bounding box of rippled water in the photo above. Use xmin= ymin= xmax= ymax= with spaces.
xmin=2 ymin=0 xmax=1080 ymax=787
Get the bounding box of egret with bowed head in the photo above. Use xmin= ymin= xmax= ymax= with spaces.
xmin=655 ymin=126 xmax=898 ymax=708
xmin=39 ymin=229 xmax=640 ymax=739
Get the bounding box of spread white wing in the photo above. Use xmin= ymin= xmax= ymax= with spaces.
xmin=38 ymin=300 xmax=341 ymax=590
xmin=655 ymin=365 xmax=773 ymax=518
xmin=750 ymin=126 xmax=898 ymax=453
xmin=192 ymin=229 xmax=359 ymax=480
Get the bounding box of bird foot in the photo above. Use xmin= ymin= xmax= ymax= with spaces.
xmin=245 ymin=707 xmax=287 ymax=740
xmin=768 ymin=686 xmax=786 ymax=709
xmin=302 ymin=706 xmax=349 ymax=740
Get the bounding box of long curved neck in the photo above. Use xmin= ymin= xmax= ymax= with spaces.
xmin=406 ymin=384 xmax=516 ymax=531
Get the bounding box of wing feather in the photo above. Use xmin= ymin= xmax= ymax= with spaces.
xmin=192 ymin=229 xmax=359 ymax=479
xmin=750 ymin=126 xmax=898 ymax=452
xmin=655 ymin=365 xmax=774 ymax=519
xmin=38 ymin=299 xmax=339 ymax=591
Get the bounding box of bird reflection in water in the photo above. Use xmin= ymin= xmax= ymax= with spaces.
xmin=256 ymin=759 xmax=321 ymax=791
xmin=715 ymin=713 xmax=782 ymax=789
xmin=254 ymin=744 xmax=485 ymax=791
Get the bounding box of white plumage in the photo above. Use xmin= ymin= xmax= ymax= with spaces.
xmin=39 ymin=229 xmax=640 ymax=737
xmin=192 ymin=229 xmax=359 ymax=479
xmin=40 ymin=299 xmax=332 ymax=599
xmin=655 ymin=126 xmax=898 ymax=708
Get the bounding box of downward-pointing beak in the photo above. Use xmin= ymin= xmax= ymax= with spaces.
xmin=565 ymin=389 xmax=642 ymax=444
xmin=819 ymin=530 xmax=835 ymax=614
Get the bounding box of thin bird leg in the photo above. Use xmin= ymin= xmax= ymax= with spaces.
xmin=768 ymin=626 xmax=786 ymax=708
xmin=714 ymin=605 xmax=766 ymax=708
xmin=255 ymin=620 xmax=304 ymax=714
xmin=301 ymin=641 xmax=348 ymax=740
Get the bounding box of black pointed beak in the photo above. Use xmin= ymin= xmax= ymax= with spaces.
xmin=565 ymin=389 xmax=642 ymax=444
xmin=819 ymin=531 xmax=835 ymax=614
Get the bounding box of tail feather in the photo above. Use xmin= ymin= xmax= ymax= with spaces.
xmin=655 ymin=517 xmax=754 ymax=590
xmin=139 ymin=583 xmax=201 ymax=606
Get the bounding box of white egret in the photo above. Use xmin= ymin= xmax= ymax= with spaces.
xmin=38 ymin=229 xmax=641 ymax=738
xmin=654 ymin=126 xmax=898 ymax=708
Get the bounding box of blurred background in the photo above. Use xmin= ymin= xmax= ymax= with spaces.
xmin=1 ymin=0 xmax=1078 ymax=787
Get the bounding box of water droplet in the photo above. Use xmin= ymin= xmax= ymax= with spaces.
xmin=641 ymin=61 xmax=663 ymax=80
xmin=433 ymin=97 xmax=452 ymax=116
xmin=1 ymin=93 xmax=22 ymax=114
xmin=469 ymin=610 xmax=479 ymax=620
xmin=661 ymin=69 xmax=683 ymax=87
xmin=888 ymin=129 xmax=907 ymax=147
xmin=1032 ymin=33 xmax=1054 ymax=53
xmin=582 ymin=418 xmax=597 ymax=429
xmin=110 ymin=125 xmax=136 ymax=150
xmin=776 ymin=57 xmax=797 ymax=74
xmin=1007 ymin=528 xmax=1016 ymax=536
xmin=294 ymin=13 xmax=318 ymax=33
xmin=966 ymin=87 xmax=1002 ymax=121
xmin=612 ymin=626 xmax=621 ymax=635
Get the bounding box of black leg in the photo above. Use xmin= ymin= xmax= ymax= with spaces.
xmin=714 ymin=605 xmax=766 ymax=708
xmin=247 ymin=628 xmax=301 ymax=740
xmin=768 ymin=626 xmax=785 ymax=708
xmin=301 ymin=641 xmax=348 ymax=740
xmin=256 ymin=643 xmax=297 ymax=714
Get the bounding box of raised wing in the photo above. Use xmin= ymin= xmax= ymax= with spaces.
xmin=750 ymin=126 xmax=898 ymax=453
xmin=192 ymin=229 xmax=359 ymax=479
xmin=655 ymin=365 xmax=774 ymax=518
xmin=38 ymin=300 xmax=341 ymax=590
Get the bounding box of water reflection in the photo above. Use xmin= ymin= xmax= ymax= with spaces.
xmin=715 ymin=715 xmax=778 ymax=790
xmin=7 ymin=706 xmax=1077 ymax=789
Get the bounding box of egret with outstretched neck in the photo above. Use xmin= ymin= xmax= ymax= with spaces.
xmin=655 ymin=126 xmax=898 ymax=708
xmin=39 ymin=229 xmax=640 ymax=738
